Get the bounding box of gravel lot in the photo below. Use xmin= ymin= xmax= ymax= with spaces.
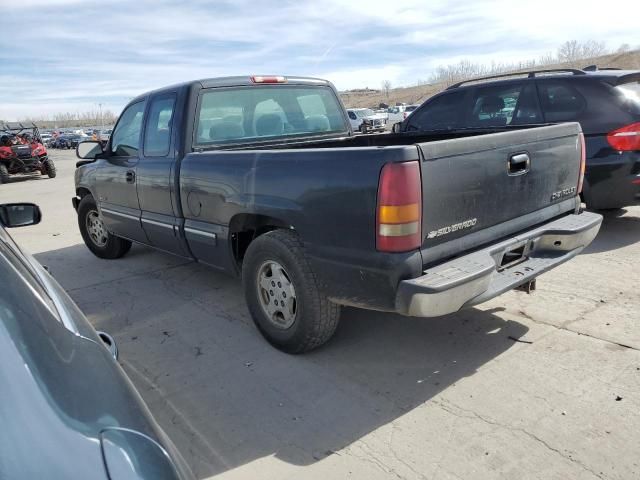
xmin=2 ymin=149 xmax=639 ymax=480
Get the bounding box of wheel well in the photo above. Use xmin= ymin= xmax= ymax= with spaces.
xmin=229 ymin=214 xmax=292 ymax=264
xmin=76 ymin=187 xmax=92 ymax=199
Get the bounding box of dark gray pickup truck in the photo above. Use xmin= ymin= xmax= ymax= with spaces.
xmin=73 ymin=75 xmax=602 ymax=353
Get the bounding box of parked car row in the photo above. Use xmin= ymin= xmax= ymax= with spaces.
xmin=347 ymin=105 xmax=420 ymax=128
xmin=47 ymin=134 xmax=90 ymax=149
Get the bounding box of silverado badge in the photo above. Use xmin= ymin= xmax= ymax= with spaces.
xmin=427 ymin=218 xmax=478 ymax=239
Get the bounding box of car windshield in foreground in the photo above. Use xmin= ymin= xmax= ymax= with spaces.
xmin=195 ymin=85 xmax=347 ymax=145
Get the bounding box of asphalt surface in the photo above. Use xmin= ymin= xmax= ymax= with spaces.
xmin=2 ymin=149 xmax=639 ymax=480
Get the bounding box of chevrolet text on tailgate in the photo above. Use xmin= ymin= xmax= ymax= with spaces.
xmin=73 ymin=75 xmax=602 ymax=353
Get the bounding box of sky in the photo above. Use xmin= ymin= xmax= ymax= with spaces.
xmin=1 ymin=0 xmax=638 ymax=120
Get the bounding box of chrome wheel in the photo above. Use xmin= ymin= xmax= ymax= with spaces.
xmin=86 ymin=210 xmax=108 ymax=247
xmin=256 ymin=260 xmax=297 ymax=329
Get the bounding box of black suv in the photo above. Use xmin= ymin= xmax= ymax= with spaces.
xmin=395 ymin=67 xmax=640 ymax=209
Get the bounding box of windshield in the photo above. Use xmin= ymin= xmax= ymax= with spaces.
xmin=195 ymin=85 xmax=348 ymax=145
xmin=614 ymin=82 xmax=640 ymax=115
xmin=355 ymin=109 xmax=374 ymax=118
xmin=405 ymin=105 xmax=418 ymax=112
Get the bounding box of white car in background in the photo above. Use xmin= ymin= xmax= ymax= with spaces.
xmin=387 ymin=106 xmax=406 ymax=123
xmin=346 ymin=108 xmax=387 ymax=133
xmin=402 ymin=104 xmax=419 ymax=119
xmin=388 ymin=104 xmax=420 ymax=127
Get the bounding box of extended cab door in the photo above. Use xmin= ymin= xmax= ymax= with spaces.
xmin=137 ymin=91 xmax=190 ymax=257
xmin=95 ymin=99 xmax=148 ymax=243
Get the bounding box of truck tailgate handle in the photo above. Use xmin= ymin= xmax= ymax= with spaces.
xmin=508 ymin=153 xmax=530 ymax=176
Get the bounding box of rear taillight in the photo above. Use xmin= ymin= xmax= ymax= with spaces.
xmin=607 ymin=122 xmax=640 ymax=151
xmin=578 ymin=132 xmax=586 ymax=194
xmin=376 ymin=161 xmax=422 ymax=252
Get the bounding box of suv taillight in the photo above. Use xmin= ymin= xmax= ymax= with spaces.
xmin=376 ymin=161 xmax=422 ymax=252
xmin=607 ymin=122 xmax=640 ymax=151
xmin=578 ymin=132 xmax=586 ymax=194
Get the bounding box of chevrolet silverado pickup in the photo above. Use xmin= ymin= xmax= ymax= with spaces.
xmin=73 ymin=75 xmax=602 ymax=353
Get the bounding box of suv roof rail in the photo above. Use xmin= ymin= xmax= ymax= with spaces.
xmin=446 ymin=68 xmax=587 ymax=90
xmin=583 ymin=64 xmax=622 ymax=71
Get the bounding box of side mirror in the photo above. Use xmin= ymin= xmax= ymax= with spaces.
xmin=391 ymin=122 xmax=402 ymax=134
xmin=0 ymin=203 xmax=42 ymax=228
xmin=76 ymin=140 xmax=104 ymax=160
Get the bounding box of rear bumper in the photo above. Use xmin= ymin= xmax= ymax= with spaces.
xmin=395 ymin=211 xmax=602 ymax=317
xmin=584 ymin=150 xmax=640 ymax=209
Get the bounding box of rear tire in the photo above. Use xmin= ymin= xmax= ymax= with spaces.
xmin=0 ymin=164 xmax=9 ymax=184
xmin=242 ymin=229 xmax=340 ymax=353
xmin=78 ymin=195 xmax=132 ymax=259
xmin=44 ymin=159 xmax=56 ymax=178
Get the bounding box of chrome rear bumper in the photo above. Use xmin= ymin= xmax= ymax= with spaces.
xmin=395 ymin=211 xmax=602 ymax=317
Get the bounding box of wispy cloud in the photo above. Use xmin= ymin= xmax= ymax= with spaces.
xmin=1 ymin=0 xmax=638 ymax=119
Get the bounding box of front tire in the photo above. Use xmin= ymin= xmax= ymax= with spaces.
xmin=78 ymin=195 xmax=132 ymax=259
xmin=43 ymin=159 xmax=56 ymax=178
xmin=242 ymin=230 xmax=340 ymax=354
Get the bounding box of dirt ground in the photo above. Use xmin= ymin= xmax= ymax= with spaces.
xmin=2 ymin=149 xmax=639 ymax=480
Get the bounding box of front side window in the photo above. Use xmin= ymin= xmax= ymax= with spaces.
xmin=144 ymin=94 xmax=176 ymax=157
xmin=538 ymin=80 xmax=586 ymax=122
xmin=348 ymin=111 xmax=357 ymax=120
xmin=111 ymin=100 xmax=146 ymax=156
xmin=195 ymin=85 xmax=347 ymax=145
xmin=406 ymin=91 xmax=466 ymax=131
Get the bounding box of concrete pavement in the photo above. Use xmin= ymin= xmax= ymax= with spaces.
xmin=2 ymin=149 xmax=639 ymax=479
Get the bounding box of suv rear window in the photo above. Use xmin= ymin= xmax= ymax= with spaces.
xmin=195 ymin=85 xmax=347 ymax=145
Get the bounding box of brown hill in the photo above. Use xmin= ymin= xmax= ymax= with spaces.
xmin=340 ymin=49 xmax=640 ymax=109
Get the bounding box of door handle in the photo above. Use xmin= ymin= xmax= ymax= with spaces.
xmin=508 ymin=153 xmax=530 ymax=176
xmin=125 ymin=170 xmax=136 ymax=183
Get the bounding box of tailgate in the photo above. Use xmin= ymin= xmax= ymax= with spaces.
xmin=418 ymin=123 xmax=582 ymax=253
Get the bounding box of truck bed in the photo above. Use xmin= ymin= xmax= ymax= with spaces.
xmin=187 ymin=124 xmax=581 ymax=251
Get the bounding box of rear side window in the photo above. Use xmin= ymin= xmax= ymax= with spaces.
xmin=195 ymin=85 xmax=347 ymax=145
xmin=468 ymin=82 xmax=541 ymax=127
xmin=538 ymin=81 xmax=586 ymax=122
xmin=144 ymin=94 xmax=176 ymax=157
xmin=406 ymin=91 xmax=466 ymax=131
xmin=111 ymin=100 xmax=146 ymax=156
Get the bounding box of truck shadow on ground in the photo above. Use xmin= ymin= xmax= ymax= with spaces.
xmin=36 ymin=244 xmax=529 ymax=479
xmin=582 ymin=208 xmax=640 ymax=254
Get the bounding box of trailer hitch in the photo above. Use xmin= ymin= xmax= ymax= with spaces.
xmin=514 ymin=279 xmax=536 ymax=294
